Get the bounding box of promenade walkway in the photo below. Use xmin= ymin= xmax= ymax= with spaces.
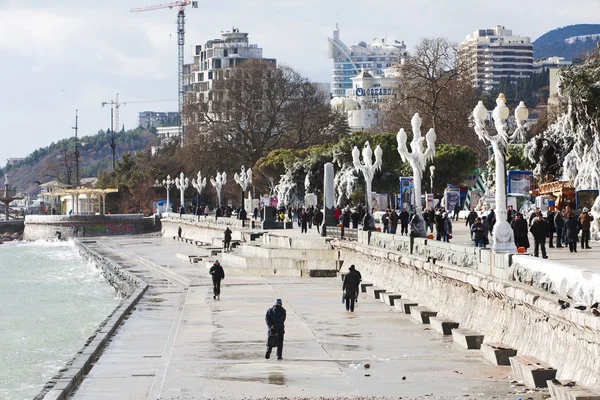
xmin=70 ymin=236 xmax=528 ymax=400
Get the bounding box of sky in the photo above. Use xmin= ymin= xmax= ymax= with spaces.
xmin=0 ymin=0 xmax=599 ymax=168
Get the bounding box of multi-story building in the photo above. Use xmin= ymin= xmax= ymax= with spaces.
xmin=184 ymin=28 xmax=276 ymax=102
xmin=461 ymin=25 xmax=533 ymax=91
xmin=138 ymin=111 xmax=180 ymax=129
xmin=331 ymin=67 xmax=399 ymax=131
xmin=533 ymin=56 xmax=572 ymax=73
xmin=328 ymin=24 xmax=406 ymax=98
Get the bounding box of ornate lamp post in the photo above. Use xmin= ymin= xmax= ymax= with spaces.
xmin=174 ymin=172 xmax=189 ymax=211
xmin=233 ymin=166 xmax=252 ymax=210
xmin=473 ymin=93 xmax=528 ymax=253
xmin=210 ymin=171 xmax=227 ymax=207
xmin=161 ymin=175 xmax=175 ymax=213
xmin=352 ymin=141 xmax=383 ymax=214
xmin=192 ymin=171 xmax=207 ymax=197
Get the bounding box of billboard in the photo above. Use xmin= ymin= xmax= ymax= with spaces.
xmin=507 ymin=170 xmax=533 ymax=196
xmin=443 ymin=189 xmax=461 ymax=211
xmin=399 ymin=177 xmax=415 ymax=213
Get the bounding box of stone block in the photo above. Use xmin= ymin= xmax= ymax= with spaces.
xmin=481 ymin=342 xmax=517 ymax=366
xmin=429 ymin=316 xmax=459 ymax=335
xmin=381 ymin=293 xmax=402 ymax=306
xmin=366 ymin=286 xmax=386 ymax=299
xmin=548 ymin=379 xmax=600 ymax=400
xmin=451 ymin=328 xmax=484 ymax=349
xmin=394 ymin=299 xmax=418 ymax=314
xmin=510 ymin=355 xmax=557 ymax=389
xmin=360 ymin=282 xmax=373 ymax=293
xmin=410 ymin=306 xmax=438 ymax=324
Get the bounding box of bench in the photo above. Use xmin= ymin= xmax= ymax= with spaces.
xmin=380 ymin=293 xmax=402 ymax=306
xmin=481 ymin=343 xmax=517 ymax=366
xmin=429 ymin=317 xmax=459 ymax=335
xmin=394 ymin=299 xmax=418 ymax=314
xmin=366 ymin=286 xmax=387 ymax=300
xmin=548 ymin=379 xmax=600 ymax=400
xmin=410 ymin=306 xmax=437 ymax=324
xmin=451 ymin=328 xmax=484 ymax=349
xmin=510 ymin=355 xmax=557 ymax=389
xmin=360 ymin=283 xmax=373 ymax=293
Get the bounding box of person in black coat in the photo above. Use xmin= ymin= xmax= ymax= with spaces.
xmin=342 ymin=266 xmax=361 ymax=312
xmin=239 ymin=208 xmax=247 ymax=221
xmin=350 ymin=209 xmax=361 ymax=229
xmin=399 ymin=208 xmax=410 ymax=235
xmin=465 ymin=207 xmax=478 ymax=228
xmin=223 ymin=227 xmax=232 ymax=252
xmin=314 ymin=208 xmax=324 ymax=233
xmin=546 ymin=209 xmax=556 ymax=248
xmin=529 ymin=213 xmax=549 ymax=258
xmin=554 ymin=210 xmax=565 ymax=248
xmin=265 ymin=299 xmax=286 ymax=360
xmin=511 ymin=213 xmax=529 ymax=250
xmin=301 ymin=210 xmax=309 ymax=233
xmin=564 ymin=212 xmax=580 ymax=253
xmin=209 ymin=260 xmax=225 ymax=299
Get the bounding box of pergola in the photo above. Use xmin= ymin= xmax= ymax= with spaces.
xmin=42 ymin=188 xmax=118 ymax=215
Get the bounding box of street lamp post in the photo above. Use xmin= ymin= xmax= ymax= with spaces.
xmin=175 ymin=172 xmax=189 ymax=212
xmin=210 ymin=172 xmax=227 ymax=208
xmin=233 ymin=166 xmax=252 ymax=210
xmin=396 ymin=113 xmax=436 ymax=238
xmin=352 ymin=141 xmax=383 ymax=214
xmin=162 ymin=175 xmax=175 ymax=213
xmin=473 ymin=93 xmax=529 ymax=253
xmin=192 ymin=171 xmax=207 ymax=198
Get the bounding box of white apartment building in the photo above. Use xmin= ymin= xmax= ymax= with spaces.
xmin=331 ymin=67 xmax=399 ymax=131
xmin=461 ymin=25 xmax=533 ymax=90
xmin=533 ymin=56 xmax=572 ymax=73
xmin=184 ymin=28 xmax=276 ymax=102
xmin=328 ymin=24 xmax=406 ymax=98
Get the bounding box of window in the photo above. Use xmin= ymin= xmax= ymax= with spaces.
xmin=208 ymin=71 xmax=213 ymax=80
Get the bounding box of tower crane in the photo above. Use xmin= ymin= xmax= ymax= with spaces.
xmin=131 ymin=0 xmax=198 ymax=145
xmin=101 ymin=94 xmax=176 ymax=170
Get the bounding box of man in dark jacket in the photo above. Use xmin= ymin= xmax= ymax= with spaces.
xmin=239 ymin=207 xmax=247 ymax=221
xmin=511 ymin=213 xmax=529 ymax=250
xmin=399 ymin=208 xmax=410 ymax=236
xmin=223 ymin=227 xmax=232 ymax=252
xmin=546 ymin=208 xmax=556 ymax=248
xmin=580 ymin=208 xmax=594 ymax=249
xmin=565 ymin=212 xmax=580 ymax=252
xmin=554 ymin=210 xmax=565 ymax=248
xmin=389 ymin=209 xmax=399 ymax=234
xmin=209 ymin=260 xmax=225 ymax=299
xmin=529 ymin=213 xmax=549 ymax=259
xmin=265 ymin=298 xmax=286 ymax=360
xmin=452 ymin=202 xmax=460 ymax=221
xmin=350 ymin=209 xmax=361 ymax=229
xmin=465 ymin=207 xmax=478 ymax=228
xmin=342 ymin=266 xmax=361 ymax=312
xmin=314 ymin=207 xmax=324 ymax=233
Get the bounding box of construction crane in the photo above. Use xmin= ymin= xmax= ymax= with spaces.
xmin=101 ymin=93 xmax=176 ymax=170
xmin=131 ymin=0 xmax=198 ymax=146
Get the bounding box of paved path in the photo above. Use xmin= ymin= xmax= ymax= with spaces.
xmin=67 ymin=236 xmax=539 ymax=400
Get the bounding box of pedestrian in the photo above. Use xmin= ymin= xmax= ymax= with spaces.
xmin=307 ymin=207 xmax=314 ymax=229
xmin=204 ymin=205 xmax=209 ymax=217
xmin=342 ymin=265 xmax=360 ymax=312
xmin=209 ymin=260 xmax=225 ymax=299
xmin=471 ymin=217 xmax=485 ymax=247
xmin=389 ymin=209 xmax=399 ymax=234
xmin=487 ymin=208 xmax=496 ymax=233
xmin=265 ymin=298 xmax=286 ymax=360
xmin=301 ymin=209 xmax=309 ymax=233
xmin=382 ymin=210 xmax=390 ymax=233
xmin=481 ymin=215 xmax=490 ymax=247
xmin=507 ymin=205 xmax=516 ymax=223
xmin=427 ymin=207 xmax=435 ymax=233
xmin=239 ymin=207 xmax=247 ymax=221
xmin=177 ymin=226 xmax=182 ymax=238
xmin=511 ymin=213 xmax=530 ymax=250
xmin=453 ymin=202 xmax=460 ymax=221
xmin=565 ymin=212 xmax=580 ymax=253
xmin=399 ymin=208 xmax=409 ymax=235
xmin=466 ymin=207 xmax=478 ymax=228
xmin=579 ymin=207 xmax=594 ymax=249
xmin=528 ymin=207 xmax=541 ymax=227
xmin=530 ymin=213 xmax=549 ymax=259
xmin=223 ymin=227 xmax=232 ymax=252
xmin=314 ymin=207 xmax=324 ymax=233
xmin=350 ymin=208 xmax=360 ymax=229
xmin=554 ymin=209 xmax=565 ymax=248
xmin=441 ymin=212 xmax=452 ymax=242
xmin=547 ymin=208 xmax=556 ymax=248
xmin=341 ymin=209 xmax=351 ymax=228
xmin=253 ymin=206 xmax=260 ymax=221
xmin=351 ymin=265 xmax=362 ymax=303
xmin=334 ymin=206 xmax=342 ymax=223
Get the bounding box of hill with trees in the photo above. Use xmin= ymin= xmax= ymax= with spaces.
xmin=534 ymin=24 xmax=600 ymax=60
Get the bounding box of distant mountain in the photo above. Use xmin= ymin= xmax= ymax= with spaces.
xmin=0 ymin=129 xmax=155 ymax=194
xmin=534 ymin=24 xmax=600 ymax=60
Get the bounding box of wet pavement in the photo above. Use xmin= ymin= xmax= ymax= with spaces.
xmin=69 ymin=236 xmax=545 ymax=400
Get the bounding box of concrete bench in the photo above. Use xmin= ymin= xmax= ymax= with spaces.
xmin=380 ymin=293 xmax=402 ymax=306
xmin=176 ymin=253 xmax=200 ymax=263
xmin=548 ymin=379 xmax=600 ymax=400
xmin=451 ymin=328 xmax=484 ymax=349
xmin=360 ymin=283 xmax=373 ymax=293
xmin=410 ymin=306 xmax=437 ymax=324
xmin=366 ymin=286 xmax=386 ymax=300
xmin=481 ymin=343 xmax=517 ymax=366
xmin=394 ymin=299 xmax=418 ymax=314
xmin=509 ymin=355 xmax=557 ymax=388
xmin=429 ymin=317 xmax=459 ymax=335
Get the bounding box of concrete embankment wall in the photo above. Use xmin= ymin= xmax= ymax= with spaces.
xmin=38 ymin=239 xmax=149 ymax=400
xmin=24 ymin=214 xmax=157 ymax=241
xmin=335 ymin=238 xmax=600 ymax=391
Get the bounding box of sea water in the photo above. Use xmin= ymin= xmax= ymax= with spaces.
xmin=0 ymin=241 xmax=120 ymax=400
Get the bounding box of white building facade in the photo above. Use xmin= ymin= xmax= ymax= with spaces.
xmin=331 ymin=68 xmax=399 ymax=131
xmin=328 ymin=25 xmax=406 ymax=98
xmin=460 ymin=25 xmax=533 ymax=91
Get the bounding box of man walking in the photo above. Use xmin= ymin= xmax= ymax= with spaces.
xmin=265 ymin=298 xmax=286 ymax=360
xmin=554 ymin=209 xmax=564 ymax=248
xmin=223 ymin=227 xmax=232 ymax=253
xmin=399 ymin=208 xmax=410 ymax=236
xmin=342 ymin=265 xmax=360 ymax=312
xmin=580 ymin=207 xmax=594 ymax=249
xmin=389 ymin=209 xmax=399 ymax=234
xmin=530 ymin=213 xmax=549 ymax=259
xmin=452 ymin=202 xmax=460 ymax=221
xmin=465 ymin=207 xmax=478 ymax=228
xmin=209 ymin=260 xmax=225 ymax=299
xmin=314 ymin=207 xmax=324 ymax=234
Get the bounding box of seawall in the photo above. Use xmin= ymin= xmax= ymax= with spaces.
xmin=38 ymin=239 xmax=149 ymax=400
xmin=334 ymin=232 xmax=600 ymax=391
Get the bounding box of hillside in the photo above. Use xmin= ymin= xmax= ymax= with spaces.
xmin=534 ymin=24 xmax=600 ymax=60
xmin=0 ymin=129 xmax=156 ymax=194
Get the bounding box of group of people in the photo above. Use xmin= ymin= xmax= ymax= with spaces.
xmin=511 ymin=206 xmax=595 ymax=258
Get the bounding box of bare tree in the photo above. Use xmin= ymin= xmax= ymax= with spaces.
xmin=184 ymin=59 xmax=347 ymax=167
xmin=381 ymin=37 xmax=479 ymax=148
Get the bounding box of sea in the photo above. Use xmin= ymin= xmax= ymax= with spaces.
xmin=0 ymin=241 xmax=120 ymax=400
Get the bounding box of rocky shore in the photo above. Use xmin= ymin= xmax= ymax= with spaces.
xmin=0 ymin=231 xmax=22 ymax=242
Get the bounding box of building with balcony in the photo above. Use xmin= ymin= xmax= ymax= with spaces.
xmin=184 ymin=28 xmax=276 ymax=102
xmin=138 ymin=111 xmax=180 ymax=129
xmin=460 ymin=25 xmax=533 ymax=91
xmin=328 ymin=24 xmax=406 ymax=98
